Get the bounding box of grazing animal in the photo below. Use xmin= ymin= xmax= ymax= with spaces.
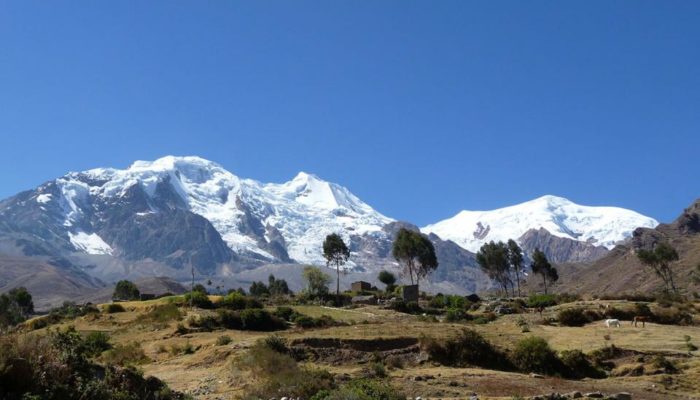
xmin=605 ymin=318 xmax=621 ymax=328
xmin=633 ymin=316 xmax=649 ymax=327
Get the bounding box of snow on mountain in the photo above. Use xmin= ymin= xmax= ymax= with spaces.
xmin=421 ymin=195 xmax=659 ymax=252
xmin=68 ymin=231 xmax=113 ymax=255
xmin=54 ymin=156 xmax=392 ymax=265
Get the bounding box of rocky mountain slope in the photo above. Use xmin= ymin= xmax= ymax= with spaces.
xmin=555 ymin=198 xmax=700 ymax=295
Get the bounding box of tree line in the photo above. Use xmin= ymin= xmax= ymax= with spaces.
xmin=475 ymin=240 xmax=558 ymax=296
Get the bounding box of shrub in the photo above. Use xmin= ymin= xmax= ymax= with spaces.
xmin=218 ymin=310 xmax=243 ymax=329
xmin=236 ymin=341 xmax=334 ymax=399
xmin=473 ymin=312 xmax=497 ymax=324
xmin=653 ymin=308 xmax=693 ymax=325
xmin=274 ymin=306 xmax=296 ymax=321
xmin=184 ymin=291 xmax=214 ymax=309
xmin=557 ymin=308 xmax=589 ymax=327
xmin=219 ymin=292 xmax=262 ymax=310
xmin=0 ymin=328 xmax=183 ymax=399
xmin=604 ymin=307 xmax=635 ymax=321
xmin=145 ymin=304 xmax=182 ymax=323
xmin=583 ymin=309 xmax=603 ymax=321
xmin=83 ymin=331 xmax=112 ymax=357
xmin=261 ymin=334 xmax=289 ymax=354
xmin=170 ymin=341 xmax=195 ymax=355
xmin=559 ymin=349 xmax=605 ymax=379
xmin=105 ymin=303 xmax=125 ymax=313
xmin=216 ymin=335 xmax=232 ymax=346
xmin=527 ymin=294 xmax=557 ymax=308
xmin=429 ymin=294 xmax=447 ymax=308
xmin=445 ymin=308 xmax=472 ymax=322
xmin=189 ymin=314 xmax=220 ymax=331
xmin=511 ymin=337 xmax=562 ymax=375
xmin=420 ymin=328 xmax=512 ymax=370
xmin=292 ymin=313 xmax=340 ymax=329
xmin=555 ymin=293 xmax=580 ymax=304
xmin=240 ymin=309 xmax=286 ymax=331
xmin=388 ymin=299 xmax=422 ymax=314
xmin=311 ymin=379 xmax=404 ymax=400
xmin=651 ymin=355 xmax=678 ymax=374
xmin=101 ymin=342 xmax=149 ymax=366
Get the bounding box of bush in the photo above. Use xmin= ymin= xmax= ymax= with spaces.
xmin=105 ymin=303 xmax=125 ymax=313
xmin=236 ymin=341 xmax=334 ymax=399
xmin=145 ymin=304 xmax=182 ymax=323
xmin=240 ymin=309 xmax=286 ymax=331
xmin=420 ymin=328 xmax=512 ymax=370
xmin=170 ymin=341 xmax=195 ymax=355
xmin=274 ymin=306 xmax=296 ymax=321
xmin=216 ymin=335 xmax=232 ymax=346
xmin=604 ymin=307 xmax=635 ymax=321
xmin=557 ymin=308 xmax=589 ymax=327
xmin=651 ymin=355 xmax=678 ymax=374
xmin=555 ymin=293 xmax=581 ymax=304
xmin=428 ymin=294 xmax=447 ymax=308
xmin=653 ymin=308 xmax=693 ymax=325
xmin=559 ymin=349 xmax=605 ymax=379
xmin=83 ymin=331 xmax=112 ymax=357
xmin=527 ymin=294 xmax=557 ymax=308
xmin=445 ymin=308 xmax=472 ymax=322
xmin=511 ymin=337 xmax=562 ymax=375
xmin=311 ymin=379 xmax=404 ymax=400
xmin=184 ymin=291 xmax=214 ymax=309
xmin=218 ymin=310 xmax=243 ymax=329
xmin=473 ymin=312 xmax=497 ymax=324
xmin=220 ymin=292 xmax=262 ymax=310
xmin=101 ymin=342 xmax=150 ymax=366
xmin=0 ymin=328 xmax=183 ymax=399
xmin=388 ymin=299 xmax=422 ymax=314
xmin=188 ymin=314 xmax=220 ymax=331
xmin=261 ymin=334 xmax=289 ymax=354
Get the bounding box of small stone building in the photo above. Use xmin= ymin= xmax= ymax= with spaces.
xmin=351 ymin=281 xmax=372 ymax=292
xmin=402 ymin=284 xmax=419 ymax=302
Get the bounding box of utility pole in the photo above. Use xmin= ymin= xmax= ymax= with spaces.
xmin=190 ymin=265 xmax=194 ymax=308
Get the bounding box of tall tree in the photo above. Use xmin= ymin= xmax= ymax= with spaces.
xmin=530 ymin=248 xmax=558 ymax=294
xmin=637 ymin=242 xmax=680 ymax=293
xmin=391 ymin=228 xmax=438 ymax=287
xmin=323 ymin=233 xmax=351 ymax=301
xmin=476 ymin=241 xmax=511 ymax=296
xmin=507 ymin=239 xmax=524 ymax=297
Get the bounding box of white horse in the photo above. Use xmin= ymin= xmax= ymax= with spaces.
xmin=605 ymin=318 xmax=621 ymax=328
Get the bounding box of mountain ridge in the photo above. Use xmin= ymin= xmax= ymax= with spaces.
xmin=0 ymin=155 xmax=662 ymax=306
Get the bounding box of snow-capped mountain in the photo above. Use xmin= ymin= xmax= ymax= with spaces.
xmin=421 ymin=195 xmax=659 ymax=253
xmin=6 ymin=156 xmax=392 ymax=268
xmin=0 ymin=156 xmax=660 ymax=301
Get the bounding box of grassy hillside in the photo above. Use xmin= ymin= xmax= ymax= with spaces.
xmin=7 ymin=292 xmax=700 ymax=399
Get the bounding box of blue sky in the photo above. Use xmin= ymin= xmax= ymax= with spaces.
xmin=1 ymin=1 xmax=698 ymax=225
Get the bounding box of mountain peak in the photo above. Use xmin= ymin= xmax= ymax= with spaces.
xmin=129 ymin=155 xmax=223 ymax=172
xmin=423 ymin=196 xmax=658 ymax=252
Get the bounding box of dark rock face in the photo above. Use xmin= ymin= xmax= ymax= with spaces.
xmin=631 ymin=198 xmax=700 ymax=250
xmin=518 ymin=228 xmax=609 ymax=264
xmin=0 ymin=176 xmax=236 ymax=274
